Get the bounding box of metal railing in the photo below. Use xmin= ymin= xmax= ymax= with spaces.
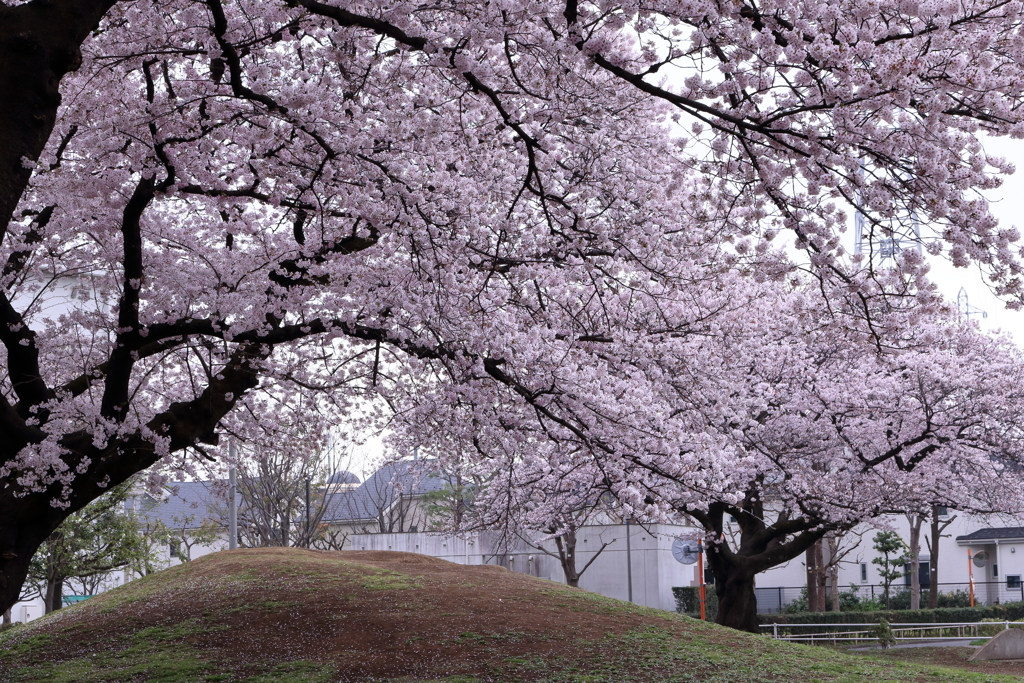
xmin=759 ymin=621 xmax=1019 ymax=644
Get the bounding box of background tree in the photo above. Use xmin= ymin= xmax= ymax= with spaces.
xmin=872 ymin=531 xmax=909 ymax=611
xmin=905 ymin=513 xmax=926 ymax=611
xmin=425 ymin=286 xmax=1024 ymax=631
xmin=232 ymin=432 xmax=349 ymax=548
xmin=164 ymin=513 xmax=221 ymax=562
xmin=825 ymin=530 xmax=866 ymax=613
xmin=24 ymin=482 xmax=148 ymax=613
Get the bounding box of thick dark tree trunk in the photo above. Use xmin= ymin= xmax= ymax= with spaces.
xmin=0 ymin=1 xmax=118 ymax=232
xmin=694 ymin=499 xmax=834 ymax=633
xmin=713 ymin=566 xmax=758 ymax=632
xmin=3 ymin=608 xmax=10 ymax=625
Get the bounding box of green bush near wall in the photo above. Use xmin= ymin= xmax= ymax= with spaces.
xmin=758 ymin=602 xmax=1024 ymax=626
xmin=672 ymin=586 xmax=718 ymax=621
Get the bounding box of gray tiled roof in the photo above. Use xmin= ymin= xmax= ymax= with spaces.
xmin=132 ymin=461 xmax=444 ymax=528
xmin=321 ymin=460 xmax=448 ymax=523
xmin=131 ymin=480 xmax=236 ymax=529
xmin=956 ymin=527 xmax=1024 ymax=542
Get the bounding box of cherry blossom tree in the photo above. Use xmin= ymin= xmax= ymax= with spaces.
xmin=422 ymin=285 xmax=1024 ymax=631
xmin=5 ymin=0 xmax=1024 ymax=620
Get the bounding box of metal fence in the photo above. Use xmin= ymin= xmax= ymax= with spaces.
xmin=755 ymin=582 xmax=1024 ymax=614
xmin=759 ymin=620 xmax=1019 ymax=644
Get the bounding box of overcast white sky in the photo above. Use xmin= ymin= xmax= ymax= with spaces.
xmin=911 ymin=137 xmax=1024 ymax=341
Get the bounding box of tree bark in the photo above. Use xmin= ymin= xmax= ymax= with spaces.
xmin=554 ymin=531 xmax=580 ymax=587
xmin=805 ymin=545 xmax=819 ymax=612
xmin=44 ymin=577 xmax=63 ymax=614
xmin=3 ymin=607 xmax=10 ymax=625
xmin=908 ymin=514 xmax=924 ymax=611
xmin=0 ymin=0 xmax=119 ymax=234
xmin=814 ymin=541 xmax=826 ymax=611
xmin=695 ymin=500 xmax=832 ymax=632
xmin=713 ymin=566 xmax=758 ymax=632
xmin=805 ymin=540 xmax=826 ymax=611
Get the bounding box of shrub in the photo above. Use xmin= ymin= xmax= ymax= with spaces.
xmin=672 ymin=586 xmax=718 ymax=621
xmin=936 ymin=589 xmax=973 ymax=609
xmin=874 ymin=618 xmax=896 ymax=649
xmin=758 ymin=601 xmax=1024 ymax=627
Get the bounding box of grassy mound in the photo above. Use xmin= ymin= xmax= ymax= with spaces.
xmin=0 ymin=548 xmax=1018 ymax=682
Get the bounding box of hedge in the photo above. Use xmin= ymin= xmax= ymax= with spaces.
xmin=672 ymin=586 xmax=718 ymax=621
xmin=757 ymin=602 xmax=1024 ymax=626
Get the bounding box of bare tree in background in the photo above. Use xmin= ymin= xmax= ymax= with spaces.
xmin=232 ymin=441 xmax=354 ymax=548
xmin=342 ymin=465 xmax=426 ymax=534
xmin=529 ymin=508 xmax=616 ymax=588
xmin=824 ymin=530 xmax=866 ymax=611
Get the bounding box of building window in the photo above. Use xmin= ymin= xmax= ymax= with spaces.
xmin=903 ymin=562 xmax=931 ymax=587
xmin=1008 ymin=576 xmax=1022 ymax=589
xmin=169 ymin=542 xmax=179 ymax=558
xmin=936 ymin=506 xmax=949 ymax=517
xmin=860 ymin=563 xmax=868 ymax=582
xmin=994 ymin=563 xmax=999 ymax=578
xmin=704 ymin=566 xmax=716 ymax=585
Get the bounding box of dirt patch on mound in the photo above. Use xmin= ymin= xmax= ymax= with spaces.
xmin=4 ymin=549 xmax=1014 ymax=683
xmin=0 ymin=549 xmax=679 ymax=681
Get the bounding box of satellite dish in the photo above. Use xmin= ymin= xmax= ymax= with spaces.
xmin=973 ymin=551 xmax=989 ymax=568
xmin=672 ymin=539 xmax=701 ymax=565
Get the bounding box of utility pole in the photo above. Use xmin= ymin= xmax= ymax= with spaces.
xmin=625 ymin=517 xmax=633 ymax=603
xmin=228 ymin=440 xmax=238 ymax=550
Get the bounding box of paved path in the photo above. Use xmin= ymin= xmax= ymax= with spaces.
xmin=850 ymin=639 xmax=980 ymax=650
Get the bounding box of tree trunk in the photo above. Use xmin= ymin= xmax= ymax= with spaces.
xmin=713 ymin=567 xmax=758 ymax=632
xmin=0 ymin=1 xmax=118 ymax=231
xmin=554 ymin=530 xmax=580 ymax=587
xmin=814 ymin=541 xmax=826 ymax=611
xmin=3 ymin=608 xmax=10 ymax=625
xmin=927 ymin=506 xmax=942 ymax=609
xmin=44 ymin=577 xmax=63 ymax=614
xmin=806 ymin=542 xmax=826 ymax=612
xmin=828 ymin=571 xmax=839 ymax=611
xmin=805 ymin=545 xmax=818 ymax=612
xmin=695 ymin=500 xmax=832 ymax=632
xmin=908 ymin=514 xmax=923 ymax=611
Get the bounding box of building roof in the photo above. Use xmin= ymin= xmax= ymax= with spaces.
xmin=321 ymin=460 xmax=448 ymax=523
xmin=131 ymin=480 xmax=236 ymax=529
xmin=132 ymin=460 xmax=445 ymax=529
xmin=327 ymin=470 xmax=361 ymax=485
xmin=956 ymin=527 xmax=1024 ymax=543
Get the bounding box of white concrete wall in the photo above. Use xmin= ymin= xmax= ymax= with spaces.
xmin=346 ymin=523 xmax=698 ymax=612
